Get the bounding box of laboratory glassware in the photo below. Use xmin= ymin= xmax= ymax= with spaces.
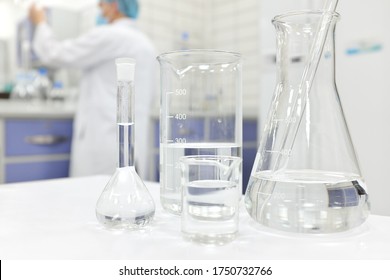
xmin=272 ymin=0 xmax=339 ymax=164
xmin=180 ymin=155 xmax=241 ymax=245
xmin=96 ymin=58 xmax=155 ymax=230
xmin=33 ymin=68 xmax=52 ymax=100
xmin=245 ymin=11 xmax=370 ymax=233
xmin=157 ymin=50 xmax=242 ymax=215
xmin=11 ymin=71 xmax=38 ymax=100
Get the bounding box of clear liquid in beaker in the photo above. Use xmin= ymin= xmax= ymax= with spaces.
xmin=182 ymin=180 xmax=239 ymax=245
xmin=186 ymin=180 xmax=237 ymax=220
xmin=245 ymin=170 xmax=369 ymax=233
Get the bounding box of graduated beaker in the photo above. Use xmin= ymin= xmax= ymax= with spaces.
xmin=245 ymin=11 xmax=370 ymax=233
xmin=157 ymin=50 xmax=242 ymax=215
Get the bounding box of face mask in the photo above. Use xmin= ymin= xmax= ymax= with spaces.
xmin=96 ymin=13 xmax=108 ymax=25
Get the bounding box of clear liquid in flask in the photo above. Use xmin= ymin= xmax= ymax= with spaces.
xmin=245 ymin=170 xmax=369 ymax=233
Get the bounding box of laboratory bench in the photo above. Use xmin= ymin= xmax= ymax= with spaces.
xmin=0 ymin=175 xmax=389 ymax=260
xmin=0 ymin=100 xmax=75 ymax=184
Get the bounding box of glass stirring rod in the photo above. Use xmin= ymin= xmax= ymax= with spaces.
xmin=271 ymin=0 xmax=340 ymax=172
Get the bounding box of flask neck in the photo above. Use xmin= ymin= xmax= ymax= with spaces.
xmin=117 ymin=80 xmax=135 ymax=168
xmin=274 ymin=13 xmax=338 ymax=88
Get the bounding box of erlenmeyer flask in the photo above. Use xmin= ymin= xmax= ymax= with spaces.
xmin=96 ymin=58 xmax=155 ymax=230
xmin=245 ymin=11 xmax=370 ymax=233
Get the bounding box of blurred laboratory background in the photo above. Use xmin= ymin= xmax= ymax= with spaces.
xmin=0 ymin=0 xmax=389 ymax=216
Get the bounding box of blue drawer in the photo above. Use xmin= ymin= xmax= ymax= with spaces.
xmin=243 ymin=147 xmax=257 ymax=192
xmin=209 ymin=116 xmax=235 ymax=141
xmin=5 ymin=160 xmax=70 ymax=183
xmin=243 ymin=119 xmax=258 ymax=142
xmin=5 ymin=119 xmax=73 ymax=156
xmin=170 ymin=117 xmax=204 ymax=142
xmin=155 ymin=154 xmax=160 ymax=182
xmin=154 ymin=120 xmax=160 ymax=147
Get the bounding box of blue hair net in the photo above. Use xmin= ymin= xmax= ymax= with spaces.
xmin=102 ymin=0 xmax=139 ymax=19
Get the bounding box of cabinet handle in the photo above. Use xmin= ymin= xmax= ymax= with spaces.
xmin=24 ymin=135 xmax=68 ymax=145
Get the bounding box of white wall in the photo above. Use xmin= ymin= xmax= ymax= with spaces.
xmin=137 ymin=0 xmax=262 ymax=112
xmin=336 ymin=0 xmax=390 ymax=216
xmin=207 ymin=0 xmax=261 ymax=111
xmin=138 ymin=0 xmax=205 ymax=53
xmin=0 ymin=1 xmax=17 ymax=85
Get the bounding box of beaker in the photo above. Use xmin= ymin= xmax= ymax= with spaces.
xmin=157 ymin=50 xmax=242 ymax=215
xmin=245 ymin=11 xmax=370 ymax=233
xmin=96 ymin=58 xmax=155 ymax=230
xmin=180 ymin=155 xmax=241 ymax=245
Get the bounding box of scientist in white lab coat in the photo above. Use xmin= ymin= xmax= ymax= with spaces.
xmin=29 ymin=0 xmax=157 ymax=179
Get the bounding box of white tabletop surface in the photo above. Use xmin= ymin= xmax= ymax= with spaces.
xmin=0 ymin=175 xmax=389 ymax=260
xmin=0 ymin=100 xmax=75 ymax=118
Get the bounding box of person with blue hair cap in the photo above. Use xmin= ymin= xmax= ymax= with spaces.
xmin=101 ymin=0 xmax=139 ymax=19
xmin=29 ymin=1 xmax=157 ymax=179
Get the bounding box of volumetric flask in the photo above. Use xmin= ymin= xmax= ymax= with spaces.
xmin=245 ymin=11 xmax=370 ymax=233
xmin=96 ymin=58 xmax=155 ymax=230
xmin=157 ymin=50 xmax=242 ymax=215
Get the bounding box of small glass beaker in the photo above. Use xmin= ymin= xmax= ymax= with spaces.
xmin=180 ymin=155 xmax=241 ymax=245
xmin=245 ymin=11 xmax=370 ymax=233
xmin=157 ymin=50 xmax=242 ymax=215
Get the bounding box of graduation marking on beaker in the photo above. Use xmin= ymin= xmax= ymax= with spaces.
xmin=174 ymin=113 xmax=187 ymax=120
xmin=166 ymin=88 xmax=189 ymax=144
xmin=175 ymin=88 xmax=187 ymax=95
xmin=175 ymin=138 xmax=187 ymax=143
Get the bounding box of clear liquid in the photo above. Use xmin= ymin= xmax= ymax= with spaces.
xmin=95 ymin=167 xmax=155 ymax=230
xmin=245 ymin=170 xmax=370 ymax=233
xmin=96 ymin=210 xmax=154 ymax=230
xmin=182 ymin=180 xmax=239 ymax=245
xmin=118 ymin=123 xmax=134 ymax=168
xmin=160 ymin=143 xmax=241 ymax=215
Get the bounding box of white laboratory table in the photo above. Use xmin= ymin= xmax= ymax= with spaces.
xmin=0 ymin=99 xmax=75 ymax=118
xmin=0 ymin=175 xmax=389 ymax=260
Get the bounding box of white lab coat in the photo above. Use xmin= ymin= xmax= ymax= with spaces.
xmin=33 ymin=18 xmax=157 ymax=179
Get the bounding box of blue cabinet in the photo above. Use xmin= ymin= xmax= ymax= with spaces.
xmin=1 ymin=118 xmax=73 ymax=183
xmin=243 ymin=147 xmax=257 ymax=190
xmin=242 ymin=119 xmax=258 ymax=191
xmin=5 ymin=119 xmax=73 ymax=156
xmin=170 ymin=117 xmax=205 ymax=142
